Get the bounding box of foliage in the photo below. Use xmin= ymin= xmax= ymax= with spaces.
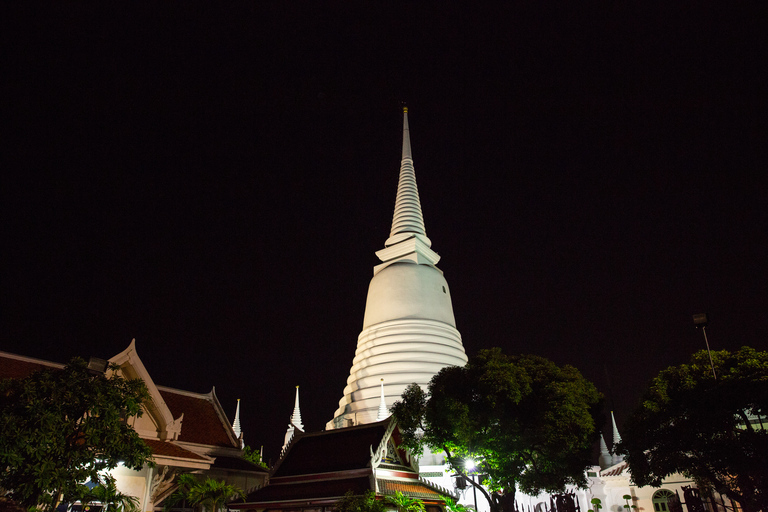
xmin=618 ymin=347 xmax=768 ymax=512
xmin=392 ymin=348 xmax=602 ymax=512
xmin=442 ymin=496 xmax=472 ymax=512
xmin=163 ymin=475 xmax=244 ymax=512
xmin=163 ymin=473 xmax=199 ymax=512
xmin=335 ymin=490 xmax=386 ymax=512
xmin=385 ymin=491 xmax=425 ymax=512
xmin=241 ymin=445 xmax=268 ymax=470
xmin=74 ymin=474 xmax=141 ymax=512
xmin=0 ymin=357 xmax=153 ymax=511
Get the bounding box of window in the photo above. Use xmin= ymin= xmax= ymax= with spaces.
xmin=652 ymin=490 xmax=675 ymax=512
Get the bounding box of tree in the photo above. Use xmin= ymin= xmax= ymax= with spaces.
xmin=386 ymin=491 xmax=425 ymax=512
xmin=163 ymin=473 xmax=199 ymax=512
xmin=335 ymin=490 xmax=386 ymax=512
xmin=442 ymin=496 xmax=472 ymax=512
xmin=392 ymin=348 xmax=602 ymax=512
xmin=0 ymin=357 xmax=153 ymax=511
xmin=163 ymin=475 xmax=244 ymax=512
xmin=618 ymin=347 xmax=768 ymax=512
xmin=75 ymin=474 xmax=141 ymax=512
xmin=186 ymin=478 xmax=245 ymax=512
xmin=241 ymin=445 xmax=268 ymax=470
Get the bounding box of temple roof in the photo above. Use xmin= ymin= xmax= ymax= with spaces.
xmin=238 ymin=476 xmax=371 ymax=505
xmin=379 ymin=479 xmax=443 ymax=500
xmin=142 ymin=439 xmax=210 ymax=462
xmin=274 ymin=420 xmax=390 ymax=477
xmin=238 ymin=418 xmax=449 ymax=508
xmin=0 ymin=351 xmax=63 ymax=379
xmin=0 ymin=349 xmax=240 ymax=455
xmin=159 ymin=387 xmax=239 ymax=448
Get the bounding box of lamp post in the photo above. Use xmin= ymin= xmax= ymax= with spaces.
xmin=692 ymin=313 xmax=717 ymax=379
xmin=465 ymin=459 xmax=478 ymax=511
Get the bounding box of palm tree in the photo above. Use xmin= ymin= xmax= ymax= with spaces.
xmin=164 ymin=475 xmax=244 ymax=512
xmin=187 ymin=479 xmax=245 ymax=512
xmin=77 ymin=475 xmax=140 ymax=512
xmin=386 ymin=491 xmax=425 ymax=512
xmin=443 ymin=496 xmax=472 ymax=512
xmin=163 ymin=474 xmax=199 ymax=512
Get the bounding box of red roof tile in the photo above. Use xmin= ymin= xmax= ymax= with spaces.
xmin=601 ymin=461 xmax=628 ymax=476
xmin=239 ymin=476 xmax=372 ymax=505
xmin=378 ymin=479 xmax=443 ymax=500
xmin=143 ymin=439 xmax=209 ymax=461
xmin=159 ymin=388 xmax=237 ymax=448
xmin=0 ymin=353 xmax=63 ymax=380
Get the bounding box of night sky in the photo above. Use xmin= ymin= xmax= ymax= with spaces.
xmin=3 ymin=4 xmax=766 ymax=462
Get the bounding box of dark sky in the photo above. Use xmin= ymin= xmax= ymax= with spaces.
xmin=3 ymin=3 xmax=766 ymax=462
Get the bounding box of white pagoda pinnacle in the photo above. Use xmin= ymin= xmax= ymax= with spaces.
xmin=327 ymin=108 xmax=467 ymax=430
xmin=376 ymin=379 xmax=389 ymax=421
xmin=283 ymin=386 xmax=304 ymax=448
xmin=611 ymin=411 xmax=624 ymax=465
xmin=232 ymin=399 xmax=243 ymax=448
xmin=387 ymin=108 xmax=426 ymax=241
xmin=598 ymin=433 xmax=612 ymax=469
xmin=375 ymin=107 xmax=440 ymax=275
xmin=291 ymin=385 xmax=304 ymax=431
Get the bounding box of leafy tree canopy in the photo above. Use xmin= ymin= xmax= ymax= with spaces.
xmin=241 ymin=445 xmax=268 ymax=470
xmin=392 ymin=348 xmax=602 ymax=512
xmin=0 ymin=357 xmax=154 ymax=510
xmin=618 ymin=347 xmax=768 ymax=512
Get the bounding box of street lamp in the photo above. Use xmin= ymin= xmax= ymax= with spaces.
xmin=692 ymin=313 xmax=717 ymax=379
xmin=465 ymin=459 xmax=478 ymax=511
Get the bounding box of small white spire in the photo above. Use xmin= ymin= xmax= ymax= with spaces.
xmin=611 ymin=411 xmax=624 ymax=465
xmin=598 ymin=433 xmax=612 ymax=469
xmin=232 ymin=399 xmax=243 ymax=447
xmin=376 ymin=379 xmax=389 ymax=421
xmin=291 ymin=385 xmax=304 ymax=431
xmin=283 ymin=386 xmax=304 ymax=449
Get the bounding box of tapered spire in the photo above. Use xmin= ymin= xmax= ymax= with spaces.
xmin=232 ymin=399 xmax=244 ymax=448
xmin=598 ymin=434 xmax=612 ymax=469
xmin=376 ymin=379 xmax=389 ymax=421
xmin=291 ymin=386 xmax=304 ymax=431
xmin=232 ymin=399 xmax=241 ymax=436
xmin=386 ymin=107 xmax=429 ymax=245
xmin=610 ymin=411 xmax=624 ymax=465
xmin=375 ymin=108 xmax=440 ymax=274
xmin=283 ymin=386 xmax=304 ymax=448
xmin=231 ymin=398 xmax=244 ymax=448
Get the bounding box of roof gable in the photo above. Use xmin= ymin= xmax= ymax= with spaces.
xmin=158 ymin=387 xmax=239 ymax=448
xmin=110 ymin=340 xmax=182 ymax=441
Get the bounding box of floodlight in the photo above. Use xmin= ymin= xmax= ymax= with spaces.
xmin=692 ymin=313 xmax=708 ymax=327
